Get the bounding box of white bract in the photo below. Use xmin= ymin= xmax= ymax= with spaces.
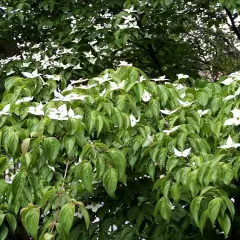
xmin=218 ymin=136 xmax=240 ymax=149
xmin=22 ymin=69 xmax=41 ymax=78
xmin=224 ymin=109 xmax=240 ymax=126
xmin=86 ymin=203 xmax=103 ymax=213
xmin=94 ymin=73 xmax=111 ymax=84
xmin=74 ymin=211 xmax=83 ymax=219
xmin=174 ymin=148 xmax=191 ymax=157
xmin=28 ymin=103 xmax=44 ymax=116
xmin=223 ymin=87 xmax=240 ymax=101
xmin=44 ymin=74 xmax=61 ymax=81
xmin=197 ymin=109 xmax=210 ymax=117
xmin=16 ymin=97 xmax=33 ymax=104
xmin=163 ymin=126 xmax=180 ymax=135
xmin=142 ymin=90 xmax=151 ymax=102
xmin=178 ymin=99 xmax=194 ymax=107
xmin=109 ymin=81 xmax=125 ymax=90
xmin=177 ymin=74 xmax=189 ymax=79
xmin=160 ymin=109 xmax=178 ymax=115
xmin=0 ymin=104 xmax=10 ymax=116
xmin=129 ymin=114 xmax=140 ymax=127
xmin=117 ymin=61 xmax=132 ymax=67
xmin=151 ymin=76 xmax=168 ymax=81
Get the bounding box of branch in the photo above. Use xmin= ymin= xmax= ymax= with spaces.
xmin=225 ymin=8 xmax=240 ymax=40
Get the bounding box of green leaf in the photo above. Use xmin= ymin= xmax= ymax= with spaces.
xmin=159 ymin=197 xmax=171 ymax=223
xmin=40 ymin=189 xmax=56 ymax=207
xmin=171 ymin=183 xmax=180 ymax=202
xmin=148 ymin=162 xmax=156 ymax=181
xmin=59 ymin=203 xmax=75 ymax=234
xmin=208 ymin=197 xmax=222 ymax=227
xmin=12 ymin=171 xmax=27 ymax=202
xmin=103 ymin=168 xmax=118 ymax=198
xmin=44 ymin=233 xmax=54 ymax=240
xmin=21 ymin=205 xmax=40 ymax=240
xmin=43 ymin=137 xmax=60 ymax=165
xmin=199 ymin=210 xmax=208 ymax=234
xmin=218 ymin=214 xmax=231 ymax=239
xmin=8 ymin=131 xmax=19 ymax=156
xmin=0 ymin=224 xmax=8 ymax=240
xmin=196 ymin=91 xmax=209 ymax=107
xmin=56 ymin=223 xmax=68 ymax=240
xmin=63 ymin=135 xmax=76 ymax=156
xmin=221 ymin=196 xmax=235 ymax=220
xmin=78 ymin=204 xmax=90 ymax=229
xmin=81 ymin=162 xmax=93 ymax=193
xmin=109 ymin=149 xmax=126 ymax=179
xmin=6 ymin=213 xmax=17 ymax=233
xmin=96 ymin=115 xmax=104 ymax=137
xmin=96 ymin=154 xmax=106 ymax=180
xmin=221 ymin=164 xmax=233 ymax=185
xmin=190 ymin=196 xmax=203 ymax=225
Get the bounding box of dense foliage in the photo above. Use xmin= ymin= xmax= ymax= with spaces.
xmin=0 ymin=0 xmax=240 ymax=83
xmin=0 ymin=66 xmax=239 ymax=239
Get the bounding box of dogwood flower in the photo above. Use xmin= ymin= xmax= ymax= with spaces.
xmin=109 ymin=81 xmax=125 ymax=90
xmin=151 ymin=76 xmax=168 ymax=81
xmin=84 ymin=51 xmax=95 ymax=58
xmin=94 ymin=73 xmax=111 ymax=84
xmin=74 ymin=211 xmax=83 ymax=218
xmin=117 ymin=61 xmax=132 ymax=67
xmin=221 ymin=77 xmax=234 ymax=85
xmin=177 ymin=74 xmax=189 ymax=79
xmin=86 ymin=203 xmax=103 ymax=212
xmin=218 ymin=135 xmax=240 ymax=149
xmin=76 ymin=84 xmax=97 ymax=90
xmin=160 ymin=109 xmax=178 ymax=115
xmin=223 ymin=87 xmax=240 ymax=101
xmin=16 ymin=97 xmax=33 ymax=104
xmin=70 ymin=78 xmax=88 ymax=84
xmin=28 ymin=103 xmax=44 ymax=116
xmin=123 ymin=6 xmax=137 ymax=13
xmin=163 ymin=126 xmax=180 ymax=135
xmin=0 ymin=104 xmax=10 ymax=116
xmin=73 ymin=63 xmax=82 ymax=69
xmin=139 ymin=76 xmax=146 ymax=82
xmin=180 ymin=92 xmax=186 ymax=98
xmin=174 ymin=84 xmax=186 ymax=90
xmin=174 ymin=148 xmax=191 ymax=157
xmin=142 ymin=90 xmax=151 ymax=102
xmin=49 ymin=104 xmax=68 ymax=120
xmin=178 ymin=99 xmax=194 ymax=107
xmin=197 ymin=109 xmax=210 ymax=117
xmin=44 ymin=74 xmax=61 ymax=81
xmin=224 ymin=109 xmax=240 ymax=126
xmin=130 ymin=114 xmax=140 ymax=127
xmin=100 ymin=89 xmax=106 ymax=97
xmin=22 ymin=69 xmax=41 ymax=78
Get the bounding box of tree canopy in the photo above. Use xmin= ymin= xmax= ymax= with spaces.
xmin=1 ymin=0 xmax=240 ymax=240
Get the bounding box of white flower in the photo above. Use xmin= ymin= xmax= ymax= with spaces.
xmin=130 ymin=114 xmax=140 ymax=127
xmin=6 ymin=70 xmax=15 ymax=76
xmin=180 ymin=92 xmax=186 ymax=98
xmin=174 ymin=148 xmax=191 ymax=157
xmin=178 ymin=99 xmax=194 ymax=107
xmin=218 ymin=136 xmax=240 ymax=149
xmin=28 ymin=103 xmax=44 ymax=116
xmin=221 ymin=77 xmax=234 ymax=85
xmin=100 ymin=89 xmax=106 ymax=97
xmin=48 ymin=165 xmax=55 ymax=172
xmin=123 ymin=6 xmax=137 ymax=13
xmin=117 ymin=61 xmax=132 ymax=67
xmin=177 ymin=74 xmax=189 ymax=79
xmin=224 ymin=109 xmax=240 ymax=126
xmin=49 ymin=104 xmax=68 ymax=120
xmin=197 ymin=109 xmax=210 ymax=117
xmin=86 ymin=203 xmax=103 ymax=213
xmin=142 ymin=134 xmax=154 ymax=147
xmin=160 ymin=109 xmax=178 ymax=115
xmin=73 ymin=63 xmax=82 ymax=70
xmin=122 ymin=15 xmax=136 ymax=24
xmin=88 ymin=58 xmax=97 ymax=64
xmin=139 ymin=76 xmax=146 ymax=82
xmin=163 ymin=126 xmax=180 ymax=135
xmin=94 ymin=73 xmax=111 ymax=84
xmin=44 ymin=74 xmax=61 ymax=81
xmin=84 ymin=51 xmax=94 ymax=58
xmin=22 ymin=62 xmax=31 ymax=67
xmin=109 ymin=81 xmax=125 ymax=90
xmin=22 ymin=69 xmax=41 ymax=78
xmin=76 ymin=84 xmax=97 ymax=90
xmin=70 ymin=78 xmax=88 ymax=84
xmin=0 ymin=104 xmax=10 ymax=115
xmin=16 ymin=97 xmax=33 ymax=104
xmin=223 ymin=87 xmax=240 ymax=101
xmin=159 ymin=174 xmax=165 ymax=179
xmin=142 ymin=90 xmax=151 ymax=102
xmin=173 ymin=84 xmax=186 ymax=90
xmin=151 ymin=76 xmax=168 ymax=81
xmin=231 ymin=198 xmax=235 ymax=203
xmin=74 ymin=211 xmax=83 ymax=218
xmin=68 ymin=108 xmax=83 ymax=119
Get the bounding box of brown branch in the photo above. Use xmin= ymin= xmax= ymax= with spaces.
xmin=225 ymin=8 xmax=240 ymax=40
